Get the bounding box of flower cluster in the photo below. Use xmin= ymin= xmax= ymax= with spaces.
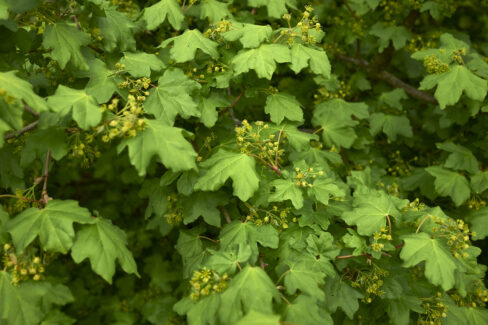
xmin=466 ymin=195 xmax=487 ymax=210
xmin=429 ymin=217 xmax=474 ymax=258
xmin=164 ymin=193 xmax=183 ymax=225
xmin=2 ymin=244 xmax=46 ymax=284
xmin=294 ymin=167 xmax=324 ymax=188
xmin=189 ymin=267 xmax=228 ymax=301
xmin=379 ymin=0 xmax=404 ymax=24
xmin=386 ymin=151 xmax=412 ymax=177
xmin=100 ymin=76 xmax=149 ymax=141
xmin=451 ymin=48 xmax=466 ymax=65
xmin=424 ymin=55 xmax=450 ymax=74
xmin=450 ymin=279 xmax=488 ymax=308
xmin=404 ymin=197 xmax=427 ymax=212
xmin=204 ymin=20 xmax=232 ymax=42
xmin=68 ymin=133 xmax=101 ymax=167
xmin=418 ymin=293 xmax=447 ymax=325
xmin=313 ymin=80 xmax=352 ymax=103
xmin=236 ymin=120 xmax=285 ymax=167
xmin=371 ymin=227 xmax=391 ymax=252
xmin=110 ymin=0 xmax=138 ymax=16
xmin=244 ymin=203 xmax=296 ymax=229
xmin=351 ymin=265 xmax=388 ymax=303
xmin=279 ymin=5 xmax=322 ymax=46
xmin=407 ymin=34 xmax=438 ymax=53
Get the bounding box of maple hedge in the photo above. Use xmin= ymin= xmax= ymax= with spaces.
xmin=1 ymin=0 xmax=488 ymax=324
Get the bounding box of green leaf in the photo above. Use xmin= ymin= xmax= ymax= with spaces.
xmin=99 ymin=8 xmax=136 ymax=52
xmin=199 ymin=93 xmax=229 ymax=127
xmin=286 ymin=295 xmax=333 ymax=325
xmin=342 ymin=191 xmax=402 ymax=235
xmin=219 ymin=221 xmax=279 ymax=253
xmin=71 ymin=217 xmax=139 ymax=283
xmin=265 ymin=92 xmax=303 ymax=124
xmin=145 ymin=69 xmax=201 ymax=125
xmin=40 ymin=310 xmax=75 ymax=325
xmin=268 ymin=178 xmax=304 ymax=209
xmin=142 ymin=0 xmax=184 ymax=30
xmin=312 ymin=99 xmax=369 ymax=149
xmin=0 ymin=118 xmax=11 ymax=148
xmin=219 ymin=265 xmax=280 ymax=324
xmin=290 ymin=44 xmax=331 ymax=77
xmin=0 ymin=70 xmax=48 ymax=112
xmin=467 ymin=207 xmax=488 ymax=240
xmin=235 ymin=310 xmax=280 ymax=325
xmin=309 ymin=177 xmax=345 ymax=205
xmin=342 ymin=229 xmax=368 ymax=256
xmin=369 ymin=113 xmax=413 ymax=141
xmin=0 ymin=96 xmax=23 ymax=131
xmin=47 ymin=85 xmax=102 ymax=129
xmin=0 ymin=0 xmax=8 ymax=19
xmin=119 ymin=52 xmax=165 ymax=78
xmin=425 ymin=166 xmax=471 ymax=206
xmin=284 ymin=257 xmax=327 ymax=300
xmin=206 ymin=244 xmax=252 ymax=274
xmin=139 ymin=179 xmax=170 ymax=219
xmin=181 ymin=191 xmax=227 ymax=227
xmin=0 ymin=206 xmax=9 ymax=243
xmin=200 ymin=0 xmax=229 ymax=22
xmin=400 ymin=233 xmax=461 ymax=290
xmin=84 ymin=59 xmax=118 ymax=103
xmin=248 ymin=0 xmax=289 ymax=18
xmin=471 ymin=171 xmax=488 ymax=194
xmin=436 ymin=142 xmax=479 ymax=174
xmin=232 ymin=44 xmax=291 ymax=80
xmin=323 ymin=277 xmax=364 ymax=319
xmin=384 ymin=295 xmax=423 ymax=325
xmin=0 ymin=271 xmax=43 ymax=325
xmin=0 ymin=146 xmax=24 ymax=190
xmin=118 ymin=119 xmax=197 ymax=176
xmin=6 ymin=200 xmax=93 ymax=253
xmin=267 ymin=123 xmax=318 ymax=151
xmin=195 ymin=150 xmax=259 ymax=201
xmin=175 ymin=295 xmax=220 ymax=325
xmin=161 ymin=29 xmax=219 ymax=63
xmin=20 ymin=128 xmax=68 ymax=166
xmin=370 ymin=22 xmax=412 ymax=51
xmin=223 ymin=23 xmax=272 ymax=48
xmin=379 ymin=88 xmax=408 ymax=109
xmin=419 ymin=65 xmax=488 ymax=109
xmin=42 ymin=23 xmax=90 ymax=70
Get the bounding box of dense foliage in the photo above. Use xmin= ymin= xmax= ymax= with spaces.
xmin=1 ymin=0 xmax=488 ymax=324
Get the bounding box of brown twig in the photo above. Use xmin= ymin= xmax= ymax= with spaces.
xmin=70 ymin=1 xmax=81 ymax=30
xmin=23 ymin=105 xmax=40 ymax=117
xmin=199 ymin=235 xmax=220 ymax=244
xmin=225 ymin=87 xmax=245 ymax=125
xmin=416 ymin=214 xmax=431 ymax=233
xmin=42 ymin=150 xmax=51 ymax=205
xmin=221 ymin=206 xmax=232 ymax=223
xmin=386 ymin=214 xmax=392 ymax=236
xmin=335 ymin=53 xmax=438 ymax=104
xmin=3 ymin=120 xmax=39 ymax=140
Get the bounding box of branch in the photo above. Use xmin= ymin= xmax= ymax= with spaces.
xmin=221 ymin=206 xmax=232 ymax=223
xmin=3 ymin=120 xmax=39 ymax=140
xmin=225 ymin=87 xmax=245 ymax=126
xmin=23 ymin=105 xmax=40 ymax=117
xmin=42 ymin=150 xmax=51 ymax=205
xmin=335 ymin=53 xmax=438 ymax=104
